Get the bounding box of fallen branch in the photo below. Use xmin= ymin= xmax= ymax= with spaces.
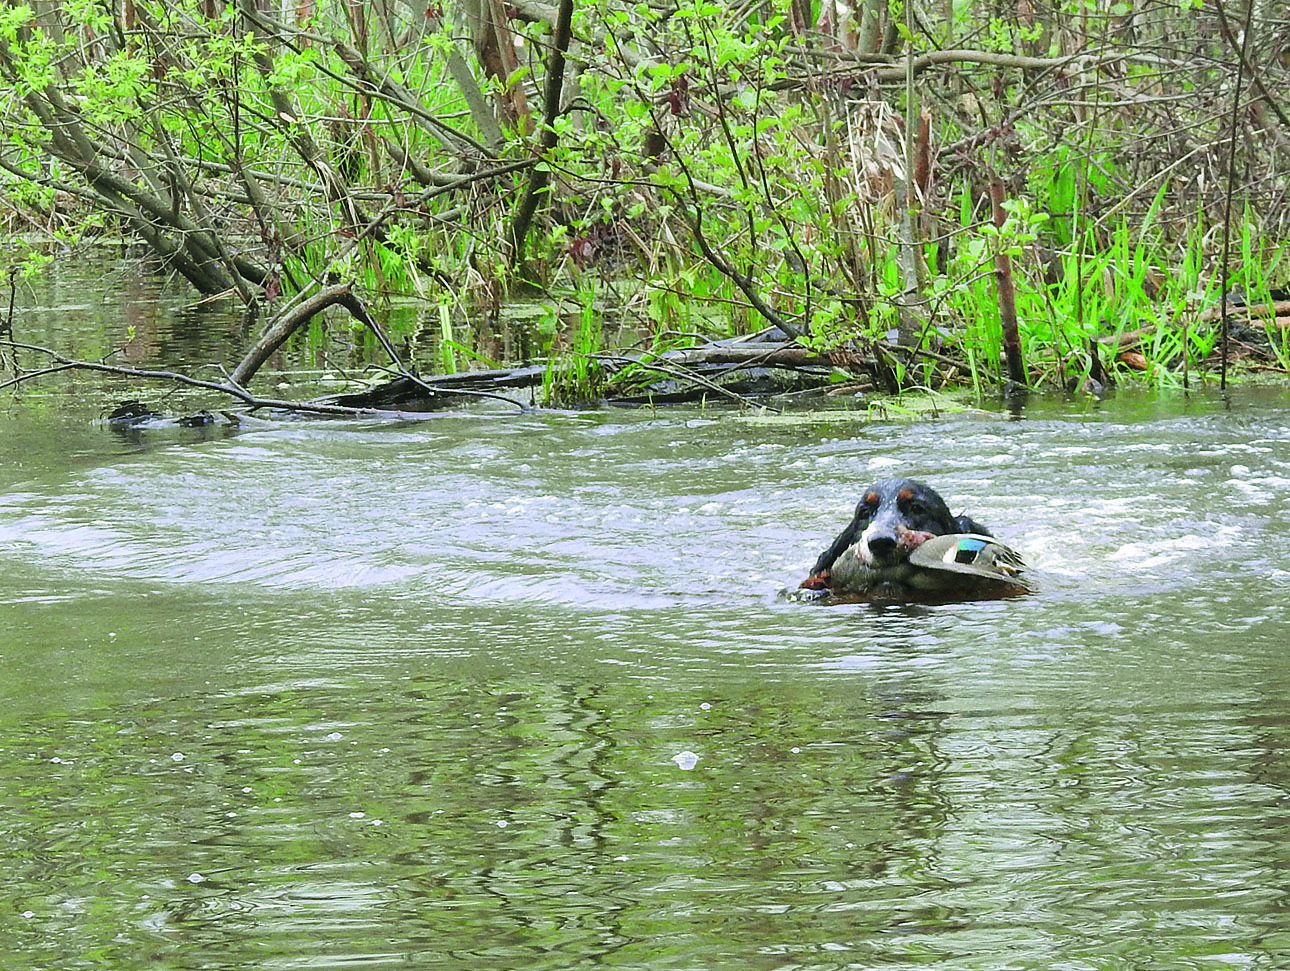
xmin=230 ymin=284 xmax=356 ymax=387
xmin=641 ymin=342 xmax=832 ymax=368
xmin=1196 ymin=299 xmax=1290 ymax=323
xmin=220 ymin=281 xmax=520 ymax=409
xmin=6 ymin=319 xmax=943 ymax=417
xmin=1100 ymin=309 xmax=1290 ymax=353
xmin=0 ymin=339 xmax=485 ymax=419
xmin=1096 ymin=326 xmax=1155 ymax=348
xmin=598 ymin=353 xmax=784 ymax=411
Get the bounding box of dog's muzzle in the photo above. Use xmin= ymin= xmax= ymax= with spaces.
xmin=860 ymin=517 xmax=935 ymax=567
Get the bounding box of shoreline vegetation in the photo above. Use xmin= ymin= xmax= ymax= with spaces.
xmin=3 ymin=0 xmax=1289 ymax=414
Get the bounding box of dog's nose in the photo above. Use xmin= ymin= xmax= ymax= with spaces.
xmin=866 ymin=532 xmax=899 ymax=558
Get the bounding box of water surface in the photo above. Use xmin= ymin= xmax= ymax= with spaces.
xmin=4 ymin=261 xmax=1290 ymax=969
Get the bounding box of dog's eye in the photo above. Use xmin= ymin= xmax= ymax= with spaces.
xmin=906 ymin=500 xmax=928 ymax=516
xmin=856 ymin=491 xmax=879 ymax=518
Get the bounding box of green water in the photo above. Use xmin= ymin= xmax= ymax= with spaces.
xmin=4 ymin=259 xmax=1290 ymax=969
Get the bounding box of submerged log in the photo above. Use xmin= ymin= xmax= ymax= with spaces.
xmin=318 ymin=364 xmax=547 ymax=411
xmin=321 ymin=335 xmax=852 ymax=411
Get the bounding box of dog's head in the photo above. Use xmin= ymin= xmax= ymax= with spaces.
xmin=846 ymin=478 xmax=960 ymax=567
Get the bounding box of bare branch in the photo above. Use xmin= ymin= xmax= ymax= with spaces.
xmin=0 ymin=339 xmax=463 ymax=420
xmin=230 ymin=285 xmax=358 ymax=388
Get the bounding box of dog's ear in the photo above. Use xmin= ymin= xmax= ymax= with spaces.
xmin=810 ymin=512 xmax=863 ymax=575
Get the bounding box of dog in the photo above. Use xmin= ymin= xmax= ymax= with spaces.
xmin=800 ymin=478 xmax=1023 ymax=602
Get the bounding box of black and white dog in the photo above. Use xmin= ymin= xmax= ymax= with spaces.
xmin=801 ymin=478 xmax=1023 ymax=602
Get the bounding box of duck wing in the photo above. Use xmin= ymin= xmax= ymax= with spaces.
xmin=909 ymin=533 xmax=1026 ymax=583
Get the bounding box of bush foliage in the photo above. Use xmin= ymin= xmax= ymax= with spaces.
xmin=2 ymin=0 xmax=1288 ymax=394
